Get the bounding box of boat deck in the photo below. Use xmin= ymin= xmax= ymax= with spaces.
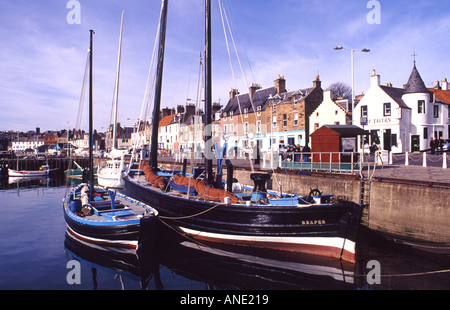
xmin=68 ymin=186 xmax=154 ymax=223
xmin=127 ymin=171 xmax=331 ymax=207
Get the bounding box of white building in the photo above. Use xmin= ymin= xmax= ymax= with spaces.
xmin=12 ymin=137 xmax=44 ymax=153
xmin=309 ymin=90 xmax=350 ymax=138
xmin=354 ymin=64 xmax=450 ymax=153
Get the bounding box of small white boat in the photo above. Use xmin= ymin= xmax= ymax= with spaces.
xmin=8 ymin=165 xmax=55 ymax=177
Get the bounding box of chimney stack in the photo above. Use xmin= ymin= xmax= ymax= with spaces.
xmin=249 ymin=83 xmax=261 ymax=99
xmin=274 ymin=75 xmax=286 ymax=94
xmin=312 ymin=75 xmax=321 ymax=89
xmin=185 ymin=104 xmax=196 ymax=116
xmin=229 ymin=88 xmax=239 ymax=100
xmin=371 ymin=69 xmax=380 ymax=87
xmin=161 ymin=107 xmax=172 ymax=118
xmin=442 ymin=78 xmax=448 ymax=91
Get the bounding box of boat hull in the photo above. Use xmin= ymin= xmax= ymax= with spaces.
xmin=123 ymin=175 xmax=361 ymax=262
xmin=8 ymin=169 xmax=48 ymax=177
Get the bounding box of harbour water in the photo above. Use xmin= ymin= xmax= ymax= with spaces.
xmin=1 ymin=176 xmax=449 ymax=291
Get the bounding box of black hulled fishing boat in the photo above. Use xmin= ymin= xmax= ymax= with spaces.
xmin=123 ymin=0 xmax=361 ymax=263
xmin=63 ymin=29 xmax=158 ymax=250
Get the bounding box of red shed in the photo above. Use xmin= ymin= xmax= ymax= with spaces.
xmin=310 ymin=125 xmax=369 ymax=162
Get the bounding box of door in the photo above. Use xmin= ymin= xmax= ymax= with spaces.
xmin=411 ymin=135 xmax=420 ymax=152
xmin=383 ymin=129 xmax=391 ymax=151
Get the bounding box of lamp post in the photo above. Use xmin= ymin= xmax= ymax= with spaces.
xmin=333 ymin=46 xmax=370 ymax=125
xmin=267 ymin=94 xmax=281 ymax=167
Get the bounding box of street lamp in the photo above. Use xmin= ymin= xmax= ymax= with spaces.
xmin=333 ymin=46 xmax=370 ymax=125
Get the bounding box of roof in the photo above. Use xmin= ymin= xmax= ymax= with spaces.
xmin=159 ymin=114 xmax=175 ymax=127
xmin=404 ymin=64 xmax=428 ymax=94
xmin=223 ymin=86 xmax=276 ymax=116
xmin=379 ymin=85 xmax=410 ymax=109
xmin=311 ymin=125 xmax=370 ymax=137
xmin=428 ymin=88 xmax=450 ymax=105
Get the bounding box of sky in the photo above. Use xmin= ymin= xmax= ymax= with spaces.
xmin=1 ymin=0 xmax=450 ymax=132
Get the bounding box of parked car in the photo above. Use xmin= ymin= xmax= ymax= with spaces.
xmin=444 ymin=139 xmax=450 ymax=151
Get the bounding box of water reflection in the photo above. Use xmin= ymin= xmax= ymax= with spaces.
xmin=65 ymin=229 xmax=358 ymax=290
xmin=64 ymin=226 xmax=450 ymax=290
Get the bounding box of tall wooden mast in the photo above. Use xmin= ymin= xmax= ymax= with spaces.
xmin=204 ymin=0 xmax=213 ymax=185
xmin=149 ymin=0 xmax=169 ymax=171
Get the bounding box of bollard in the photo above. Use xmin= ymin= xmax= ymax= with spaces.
xmin=422 ymin=152 xmax=427 ymax=167
xmin=405 ymin=152 xmax=409 ymax=166
xmin=444 ymin=153 xmax=447 ymax=169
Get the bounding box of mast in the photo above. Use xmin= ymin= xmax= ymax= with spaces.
xmin=149 ymin=0 xmax=169 ymax=171
xmin=89 ymin=29 xmax=95 ymax=200
xmin=112 ymin=10 xmax=124 ymax=150
xmin=204 ymin=0 xmax=213 ymax=185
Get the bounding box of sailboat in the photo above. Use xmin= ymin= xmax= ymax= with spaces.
xmin=98 ymin=10 xmax=129 ymax=189
xmin=63 ymin=30 xmax=158 ymax=250
xmin=123 ymin=0 xmax=361 ymax=263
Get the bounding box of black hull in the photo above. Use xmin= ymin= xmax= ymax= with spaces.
xmin=123 ymin=175 xmax=361 ymax=262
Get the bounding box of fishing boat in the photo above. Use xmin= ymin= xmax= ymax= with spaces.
xmin=64 ymin=29 xmax=158 ymax=250
xmin=97 ymin=152 xmax=129 ymax=188
xmin=64 ymin=161 xmax=97 ymax=179
xmin=123 ymin=0 xmax=361 ymax=263
xmin=98 ymin=11 xmax=129 ymax=189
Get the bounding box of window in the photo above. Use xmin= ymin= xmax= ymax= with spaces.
xmin=418 ymin=100 xmax=425 ymax=114
xmin=230 ymin=124 xmax=234 ymax=134
xmin=256 ymin=106 xmax=261 ymax=116
xmin=434 ymin=105 xmax=439 ymax=118
xmin=423 ymin=127 xmax=428 ymax=139
xmin=244 ymin=108 xmax=248 ymax=118
xmin=314 ymin=123 xmax=320 ymax=131
xmin=272 ymin=115 xmax=277 ymax=129
xmin=283 ymin=114 xmax=287 ymax=127
xmin=230 ymin=111 xmax=234 ymax=119
xmin=244 ymin=122 xmax=249 ymax=134
xmin=361 ymin=105 xmax=368 ymax=117
xmin=392 ymin=134 xmax=398 ymax=147
xmin=224 ymin=125 xmax=227 ymax=133
xmin=383 ymin=103 xmax=391 ymax=116
xmin=256 ymin=121 xmax=261 ymax=133
xmin=335 ymin=110 xmax=338 ymax=115
xmin=294 ymin=113 xmax=298 ymax=126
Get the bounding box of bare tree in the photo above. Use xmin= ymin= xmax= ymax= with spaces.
xmin=326 ymin=82 xmax=352 ymax=99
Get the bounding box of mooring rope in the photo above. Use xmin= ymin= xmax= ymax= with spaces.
xmin=158 ymin=202 xmax=223 ymax=220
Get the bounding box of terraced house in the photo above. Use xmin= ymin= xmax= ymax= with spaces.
xmin=220 ymin=75 xmax=324 ymax=155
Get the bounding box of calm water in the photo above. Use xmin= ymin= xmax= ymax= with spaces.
xmin=1 ymin=176 xmax=449 ymax=291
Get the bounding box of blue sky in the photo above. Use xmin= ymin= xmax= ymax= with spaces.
xmin=1 ymin=0 xmax=450 ymax=132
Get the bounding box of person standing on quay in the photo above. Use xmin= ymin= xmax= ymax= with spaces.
xmin=430 ymin=137 xmax=436 ymax=155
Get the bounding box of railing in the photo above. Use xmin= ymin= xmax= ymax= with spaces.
xmin=275 ymin=151 xmax=362 ymax=174
xmin=390 ymin=151 xmax=448 ymax=169
xmin=276 ymin=150 xmax=449 ymax=173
